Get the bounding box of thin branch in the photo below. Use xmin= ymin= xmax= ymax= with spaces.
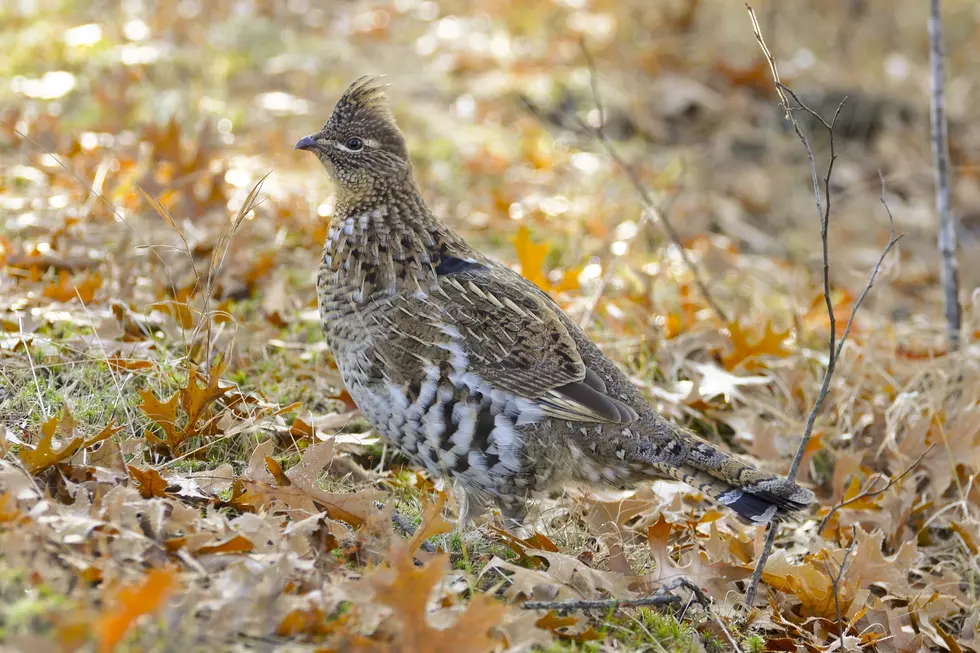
xmin=742 ymin=5 xmax=903 ymax=607
xmin=824 ymin=526 xmax=858 ymax=653
xmin=390 ymin=508 xmax=438 ymax=554
xmin=817 ymin=444 xmax=933 ymax=536
xmin=520 ymin=575 xmax=742 ymax=650
xmin=792 ymin=173 xmax=904 ymax=481
xmin=521 ymin=594 xmax=681 ymax=611
xmin=743 ymin=525 xmax=776 ymax=608
xmin=928 ymin=0 xmax=961 ymax=349
xmin=777 ymin=82 xmax=847 ymax=393
xmin=521 ymin=577 xmax=699 ymax=611
xmin=576 ymin=39 xmax=729 ymax=325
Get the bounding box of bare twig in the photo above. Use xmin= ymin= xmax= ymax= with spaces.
xmin=576 ymin=39 xmax=729 ymax=325
xmin=389 ymin=508 xmax=438 ymax=554
xmin=777 ymin=83 xmax=847 ymax=407
xmin=928 ymin=0 xmax=961 ymax=349
xmin=521 ymin=577 xmax=699 ymax=611
xmin=521 ymin=594 xmax=682 ymax=612
xmin=790 ymin=172 xmax=903 ymax=481
xmin=521 ymin=576 xmax=741 ymax=650
xmin=742 ymin=5 xmax=903 ymax=607
xmin=817 ymin=444 xmax=933 ymax=536
xmin=824 ymin=526 xmax=858 ymax=652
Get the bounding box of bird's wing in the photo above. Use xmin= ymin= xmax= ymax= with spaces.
xmin=376 ymin=257 xmax=638 ymax=424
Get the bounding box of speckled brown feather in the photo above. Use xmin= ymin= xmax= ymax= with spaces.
xmin=298 ymin=78 xmax=815 ymax=528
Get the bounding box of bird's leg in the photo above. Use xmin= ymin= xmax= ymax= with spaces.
xmin=497 ymin=498 xmax=532 ymax=538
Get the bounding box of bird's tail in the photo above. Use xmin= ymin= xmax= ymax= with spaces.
xmin=639 ymin=422 xmax=815 ymax=524
xmin=648 ymin=461 xmax=812 ymax=524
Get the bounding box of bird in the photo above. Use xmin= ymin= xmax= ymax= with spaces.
xmin=295 ymin=76 xmax=815 ymax=530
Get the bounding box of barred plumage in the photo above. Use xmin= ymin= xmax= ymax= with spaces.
xmin=296 ymin=77 xmax=815 ymax=528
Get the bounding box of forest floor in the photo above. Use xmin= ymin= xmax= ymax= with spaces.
xmin=1 ymin=0 xmax=979 ymax=651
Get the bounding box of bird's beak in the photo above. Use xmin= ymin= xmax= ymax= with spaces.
xmin=294 ymin=135 xmax=318 ymax=151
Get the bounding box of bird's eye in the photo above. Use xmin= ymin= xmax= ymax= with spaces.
xmin=346 ymin=137 xmax=364 ymax=151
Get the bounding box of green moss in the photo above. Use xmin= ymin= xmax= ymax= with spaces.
xmin=626 ymin=608 xmax=697 ymax=651
xmin=536 ymin=609 xmax=698 ymax=652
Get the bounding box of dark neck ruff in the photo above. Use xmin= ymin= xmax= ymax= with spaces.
xmin=321 ymin=183 xmax=472 ymax=301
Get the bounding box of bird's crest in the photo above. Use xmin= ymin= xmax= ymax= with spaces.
xmin=324 ymin=75 xmax=395 ymax=132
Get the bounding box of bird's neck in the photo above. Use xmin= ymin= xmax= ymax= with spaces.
xmin=321 ymin=183 xmax=469 ymax=301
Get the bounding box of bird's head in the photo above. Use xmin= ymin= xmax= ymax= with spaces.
xmin=295 ymin=76 xmax=410 ymax=195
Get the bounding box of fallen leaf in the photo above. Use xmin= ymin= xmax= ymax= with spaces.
xmin=195 ymin=534 xmax=254 ymax=555
xmin=43 ymin=270 xmax=103 ymax=303
xmin=151 ymin=300 xmax=196 ymax=329
xmin=127 ymin=465 xmax=171 ymax=499
xmin=512 ymin=225 xmax=551 ymax=291
xmin=362 ymin=543 xmax=507 ymax=653
xmin=409 ymin=491 xmax=453 ymax=553
xmin=18 ymin=413 xmax=117 ymax=475
xmin=722 ymin=321 xmax=792 ymax=370
xmin=233 ymin=439 xmax=386 ymax=526
xmin=139 ymin=388 xmax=181 ymax=448
xmin=95 ymin=569 xmax=177 ymax=653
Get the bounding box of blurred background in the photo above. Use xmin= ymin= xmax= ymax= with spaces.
xmin=3 ymin=0 xmax=980 ymax=403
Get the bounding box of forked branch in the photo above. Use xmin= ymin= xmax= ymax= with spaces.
xmin=742 ymin=4 xmax=903 ymax=607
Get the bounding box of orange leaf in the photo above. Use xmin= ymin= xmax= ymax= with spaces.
xmin=95 ymin=569 xmax=177 ymax=653
xmin=212 ymin=298 xmax=235 ymax=324
xmin=367 ymin=543 xmax=506 ymax=653
xmin=803 ymin=289 xmax=853 ymax=338
xmin=534 ymin=611 xmax=602 ymax=642
xmin=195 ymin=534 xmax=254 ymax=555
xmin=713 ymin=58 xmax=777 ymax=96
xmin=0 ymin=492 xmax=22 ymax=523
xmin=138 ymin=388 xmax=181 ymax=447
xmin=534 ymin=611 xmax=603 ymax=642
xmin=277 ymin=607 xmax=342 ymax=638
xmin=936 ymin=623 xmax=965 ymax=653
xmin=551 ymin=266 xmax=581 ymax=293
xmin=290 ymin=417 xmax=314 ymax=439
xmin=488 ymin=526 xmax=559 ymax=566
xmin=244 ymin=251 xmax=276 ymax=290
xmin=328 ymin=387 xmax=359 ymax=412
xmin=839 ymin=475 xmax=882 ymax=511
xmin=646 ymin=513 xmax=674 ymax=570
xmin=106 ymin=358 xmax=154 ymax=372
xmin=265 ymin=456 xmax=292 ymax=486
xmin=180 ymin=358 xmax=230 ymax=433
xmin=511 ymin=225 xmax=551 ymax=290
xmin=409 ymin=491 xmax=453 ymax=553
xmin=535 ymin=612 xmax=604 ymax=643
xmin=127 ymin=465 xmax=170 ymax=499
xmin=80 ymin=566 xmax=104 ymax=584
xmin=18 ymin=414 xmax=84 ymax=474
xmin=950 ymin=522 xmax=978 ymax=555
xmin=43 ymin=270 xmax=103 ymax=303
xmin=151 ymin=300 xmax=196 ymax=329
xmin=17 ymin=413 xmax=119 ymax=475
xmin=722 ymin=320 xmax=792 ymax=370
xmin=84 ymin=419 xmax=123 ymax=449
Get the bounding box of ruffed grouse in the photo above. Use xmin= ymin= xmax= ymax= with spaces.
xmin=296 ymin=77 xmax=814 ymax=528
